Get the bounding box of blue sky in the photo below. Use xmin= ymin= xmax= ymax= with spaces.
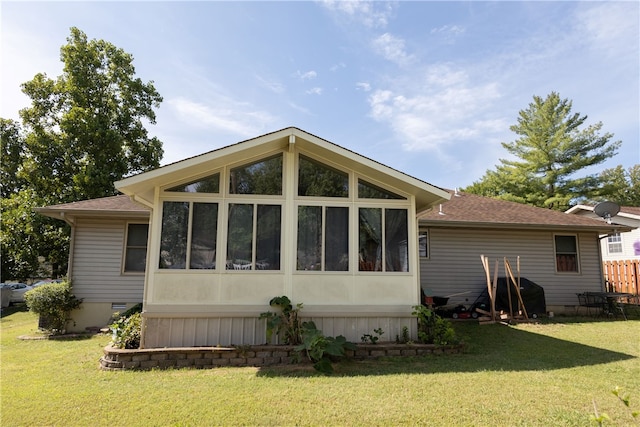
xmin=2 ymin=1 xmax=638 ymax=190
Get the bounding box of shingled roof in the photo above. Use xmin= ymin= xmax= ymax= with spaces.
xmin=36 ymin=195 xmax=149 ymax=221
xmin=418 ymin=191 xmax=630 ymax=233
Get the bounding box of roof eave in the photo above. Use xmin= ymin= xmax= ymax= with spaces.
xmin=418 ymin=219 xmax=632 ymax=233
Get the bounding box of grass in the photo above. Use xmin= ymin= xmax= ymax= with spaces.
xmin=2 ymin=305 xmax=639 ymax=427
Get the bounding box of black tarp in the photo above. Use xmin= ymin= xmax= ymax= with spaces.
xmin=477 ymin=277 xmax=547 ymax=317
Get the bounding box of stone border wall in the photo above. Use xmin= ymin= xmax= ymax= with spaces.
xmin=99 ymin=343 xmax=464 ymax=371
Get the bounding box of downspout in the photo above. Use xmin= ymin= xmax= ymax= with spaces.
xmin=60 ymin=212 xmax=76 ymax=281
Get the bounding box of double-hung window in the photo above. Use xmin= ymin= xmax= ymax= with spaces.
xmin=124 ymin=223 xmax=149 ymax=273
xmin=554 ymin=235 xmax=579 ymax=273
xmin=607 ymin=232 xmax=622 ymax=254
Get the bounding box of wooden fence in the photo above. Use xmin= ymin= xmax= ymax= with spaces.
xmin=603 ymin=259 xmax=639 ymax=295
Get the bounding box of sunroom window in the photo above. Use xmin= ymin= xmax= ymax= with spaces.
xmin=159 ymin=201 xmax=218 ymax=269
xmin=298 ymin=155 xmax=348 ymax=197
xmin=229 ymin=154 xmax=282 ymax=195
xmin=358 ymin=179 xmax=405 ymax=199
xmin=226 ymin=204 xmax=281 ymax=270
xmin=359 ymin=208 xmax=409 ymax=272
xmin=297 ymin=206 xmax=349 ymax=271
xmin=166 ymin=173 xmax=220 ymax=193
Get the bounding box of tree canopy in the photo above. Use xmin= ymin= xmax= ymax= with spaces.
xmin=1 ymin=27 xmax=163 ymax=280
xmin=465 ymin=92 xmax=621 ymax=210
xmin=596 ymin=165 xmax=640 ymax=206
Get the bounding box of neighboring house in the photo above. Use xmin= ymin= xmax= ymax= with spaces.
xmin=36 ymin=128 xmax=631 ymax=347
xmin=566 ymin=204 xmax=640 ymax=294
xmin=417 ymin=191 xmax=633 ymax=313
xmin=565 ymin=205 xmax=640 ymax=261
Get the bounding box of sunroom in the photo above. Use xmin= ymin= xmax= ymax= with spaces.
xmin=116 ymin=128 xmax=449 ymax=348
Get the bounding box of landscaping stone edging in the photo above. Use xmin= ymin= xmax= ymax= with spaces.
xmin=99 ymin=342 xmax=465 ymax=371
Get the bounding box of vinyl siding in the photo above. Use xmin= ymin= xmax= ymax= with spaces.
xmin=71 ymin=218 xmax=145 ymax=302
xmin=420 ymin=228 xmax=605 ymax=308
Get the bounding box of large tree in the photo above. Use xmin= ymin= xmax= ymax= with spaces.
xmin=594 ymin=165 xmax=640 ymax=206
xmin=465 ymin=92 xmax=621 ymax=210
xmin=0 ymin=118 xmax=27 ymax=199
xmin=1 ymin=27 xmax=163 ymax=280
xmin=18 ymin=27 xmax=163 ymax=203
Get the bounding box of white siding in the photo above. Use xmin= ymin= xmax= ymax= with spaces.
xmin=142 ymin=315 xmax=416 ymax=347
xmin=71 ymin=218 xmax=145 ymax=302
xmin=601 ymin=227 xmax=640 ymax=261
xmin=420 ymin=228 xmax=605 ymax=309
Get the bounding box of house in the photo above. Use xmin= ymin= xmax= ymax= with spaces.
xmin=565 ymin=205 xmax=640 ymax=261
xmin=40 ymin=127 xmax=450 ymax=347
xmin=36 ymin=195 xmax=150 ymax=329
xmin=37 ymin=128 xmax=632 ymax=346
xmin=417 ymin=191 xmax=633 ymax=314
xmin=566 ymin=204 xmax=640 ymax=294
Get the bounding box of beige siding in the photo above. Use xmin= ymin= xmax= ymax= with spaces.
xmin=71 ymin=218 xmax=145 ymax=302
xmin=420 ymin=228 xmax=605 ymax=309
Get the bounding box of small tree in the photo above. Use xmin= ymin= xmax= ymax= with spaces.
xmin=24 ymin=281 xmax=82 ymax=334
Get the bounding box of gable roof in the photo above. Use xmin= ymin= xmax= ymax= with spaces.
xmin=418 ymin=191 xmax=632 ymax=233
xmin=36 ymin=195 xmax=150 ymax=222
xmin=115 ymin=127 xmax=450 ymax=212
xmin=565 ymin=204 xmax=640 ymax=221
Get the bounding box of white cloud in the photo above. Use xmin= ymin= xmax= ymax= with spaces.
xmin=368 ymin=64 xmax=504 ymax=153
xmin=573 ymin=2 xmax=639 ymax=58
xmin=306 ymin=87 xmax=323 ymax=95
xmin=255 ymin=74 xmax=285 ymax=94
xmin=372 ymin=33 xmax=414 ymax=65
xmin=295 ymin=70 xmax=317 ymax=81
xmin=319 ymin=0 xmax=394 ymax=29
xmin=430 ymin=24 xmax=465 ymax=36
xmin=168 ymin=97 xmax=277 ymax=137
xmin=330 ymin=62 xmax=347 ymax=72
xmin=356 ymin=82 xmax=371 ymax=92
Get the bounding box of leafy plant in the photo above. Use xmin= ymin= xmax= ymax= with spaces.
xmin=412 ymin=305 xmax=459 ymax=345
xmin=591 ymin=387 xmax=639 ymax=425
xmin=361 ymin=327 xmax=384 ymax=344
xmin=24 ymin=280 xmax=82 ymax=334
xmin=110 ymin=312 xmax=142 ymax=349
xmin=396 ymin=326 xmax=412 ymax=344
xmin=259 ymin=296 xmax=303 ymax=345
xmin=295 ymin=321 xmax=356 ymax=374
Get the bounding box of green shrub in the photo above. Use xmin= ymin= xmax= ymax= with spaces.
xmin=110 ymin=312 xmax=142 ymax=349
xmin=24 ymin=281 xmax=82 ymax=334
xmin=412 ymin=305 xmax=459 ymax=345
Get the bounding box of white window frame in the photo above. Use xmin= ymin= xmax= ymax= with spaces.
xmin=607 ymin=232 xmax=623 ymax=254
xmin=122 ymin=222 xmax=149 ymax=274
xmin=553 ymin=234 xmax=580 ymax=273
xmin=418 ymin=229 xmax=429 ymax=259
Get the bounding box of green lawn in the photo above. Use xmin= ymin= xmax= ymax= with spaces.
xmin=2 ymin=306 xmax=639 ymax=426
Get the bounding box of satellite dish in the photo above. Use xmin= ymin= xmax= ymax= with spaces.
xmin=593 ymin=201 xmax=620 ymax=224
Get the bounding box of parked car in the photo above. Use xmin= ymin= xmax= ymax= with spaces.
xmin=31 ymin=279 xmax=63 ymax=288
xmin=6 ymin=283 xmax=34 ymax=303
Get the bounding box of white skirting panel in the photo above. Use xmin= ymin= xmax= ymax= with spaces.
xmin=141 ymin=315 xmax=418 ymax=348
